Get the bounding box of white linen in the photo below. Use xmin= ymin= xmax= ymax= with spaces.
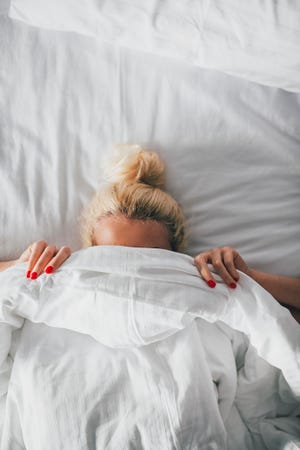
xmin=8 ymin=0 xmax=300 ymax=92
xmin=0 ymin=14 xmax=300 ymax=278
xmin=0 ymin=246 xmax=299 ymax=449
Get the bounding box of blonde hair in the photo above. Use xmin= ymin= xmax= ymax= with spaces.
xmin=78 ymin=144 xmax=187 ymax=252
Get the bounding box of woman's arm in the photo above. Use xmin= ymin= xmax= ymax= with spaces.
xmin=247 ymin=268 xmax=300 ymax=310
xmin=0 ymin=260 xmax=18 ymax=272
xmin=246 ymin=269 xmax=300 ymax=324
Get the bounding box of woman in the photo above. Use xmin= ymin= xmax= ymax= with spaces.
xmin=1 ymin=145 xmax=299 ymax=322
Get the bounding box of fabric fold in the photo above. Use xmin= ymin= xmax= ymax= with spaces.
xmin=0 ymin=246 xmax=299 ymax=449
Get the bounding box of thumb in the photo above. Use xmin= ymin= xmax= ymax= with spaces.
xmin=18 ymin=246 xmax=32 ymax=263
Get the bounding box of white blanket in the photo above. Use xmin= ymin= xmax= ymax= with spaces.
xmin=0 ymin=246 xmax=299 ymax=449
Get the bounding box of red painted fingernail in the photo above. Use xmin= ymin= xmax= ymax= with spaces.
xmin=230 ymin=282 xmax=237 ymax=289
xmin=26 ymin=270 xmax=31 ymax=278
xmin=207 ymin=280 xmax=216 ymax=288
xmin=45 ymin=266 xmax=54 ymax=274
xmin=30 ymin=272 xmax=38 ymax=279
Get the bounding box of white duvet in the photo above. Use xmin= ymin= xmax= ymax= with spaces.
xmin=0 ymin=246 xmax=299 ymax=449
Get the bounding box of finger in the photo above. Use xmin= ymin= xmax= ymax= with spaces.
xmin=223 ymin=248 xmax=240 ymax=281
xmin=43 ymin=246 xmax=72 ymax=275
xmin=30 ymin=245 xmax=59 ymax=279
xmin=26 ymin=240 xmax=48 ymax=277
xmin=211 ymin=249 xmax=237 ymax=288
xmin=194 ymin=253 xmax=216 ymax=288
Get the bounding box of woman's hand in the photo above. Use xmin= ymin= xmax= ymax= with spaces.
xmin=17 ymin=240 xmax=72 ymax=279
xmin=193 ymin=246 xmax=250 ymax=289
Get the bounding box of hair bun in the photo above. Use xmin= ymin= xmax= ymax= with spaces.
xmin=102 ymin=144 xmax=165 ymax=188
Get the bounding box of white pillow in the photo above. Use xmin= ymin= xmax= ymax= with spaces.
xmin=9 ymin=0 xmax=300 ymax=92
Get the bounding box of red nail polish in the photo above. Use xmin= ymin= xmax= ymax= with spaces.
xmin=31 ymin=272 xmax=38 ymax=279
xmin=207 ymin=280 xmax=216 ymax=288
xmin=45 ymin=266 xmax=54 ymax=274
xmin=230 ymin=282 xmax=237 ymax=289
xmin=26 ymin=270 xmax=31 ymax=278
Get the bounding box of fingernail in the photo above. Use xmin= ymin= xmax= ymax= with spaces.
xmin=230 ymin=282 xmax=237 ymax=289
xmin=45 ymin=266 xmax=54 ymax=274
xmin=26 ymin=270 xmax=31 ymax=278
xmin=31 ymin=272 xmax=38 ymax=280
xmin=207 ymin=280 xmax=216 ymax=288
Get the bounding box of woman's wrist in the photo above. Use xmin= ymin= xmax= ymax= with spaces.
xmin=246 ymin=267 xmax=261 ymax=281
xmin=0 ymin=259 xmax=19 ymax=272
xmin=245 ymin=267 xmax=300 ymax=310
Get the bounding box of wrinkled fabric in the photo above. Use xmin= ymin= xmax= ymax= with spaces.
xmin=9 ymin=0 xmax=300 ymax=92
xmin=0 ymin=246 xmax=299 ymax=449
xmin=1 ymin=13 xmax=300 ymax=279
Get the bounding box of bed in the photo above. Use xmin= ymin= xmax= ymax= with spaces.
xmin=0 ymin=0 xmax=300 ymax=448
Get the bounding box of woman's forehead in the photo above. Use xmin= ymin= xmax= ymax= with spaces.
xmin=93 ymin=214 xmax=171 ymax=249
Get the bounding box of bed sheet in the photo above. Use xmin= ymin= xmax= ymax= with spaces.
xmin=0 ymin=11 xmax=300 ymax=279
xmin=8 ymin=0 xmax=300 ymax=93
